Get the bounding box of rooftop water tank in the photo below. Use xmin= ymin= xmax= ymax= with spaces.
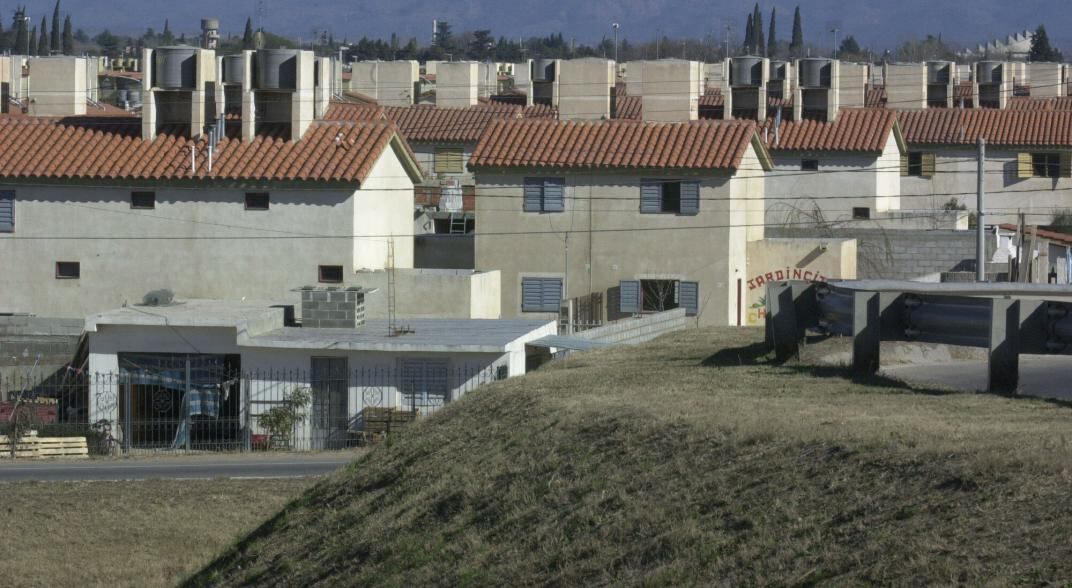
xmin=976 ymin=61 xmax=1003 ymax=84
xmin=201 ymin=18 xmax=220 ymax=30
xmin=769 ymin=61 xmax=788 ymax=82
xmin=222 ymin=54 xmax=245 ymax=85
xmin=255 ymin=49 xmax=299 ymax=90
xmin=154 ymin=47 xmax=198 ymax=90
xmin=798 ymin=58 xmax=832 ymax=88
xmin=532 ymin=59 xmax=556 ymax=83
xmin=731 ymin=56 xmax=764 ymax=87
xmin=927 ymin=62 xmax=951 ymax=85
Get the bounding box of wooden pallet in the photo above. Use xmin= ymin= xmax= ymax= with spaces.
xmin=357 ymin=408 xmax=417 ymax=443
xmin=0 ymin=433 xmax=89 ymax=459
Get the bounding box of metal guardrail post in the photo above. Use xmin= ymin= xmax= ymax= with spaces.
xmin=852 ymin=291 xmax=881 ymax=374
xmin=768 ymin=282 xmax=800 ymax=361
xmin=988 ymin=298 xmax=1020 ymax=394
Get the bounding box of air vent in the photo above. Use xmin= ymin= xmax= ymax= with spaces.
xmin=153 ymin=47 xmax=198 ymax=90
xmin=731 ymin=57 xmax=764 ymax=87
xmin=142 ymin=289 xmax=175 ymax=306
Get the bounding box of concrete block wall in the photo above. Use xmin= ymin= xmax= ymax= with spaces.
xmin=300 ymin=288 xmax=365 ymax=329
xmin=768 ymin=228 xmax=989 ymax=281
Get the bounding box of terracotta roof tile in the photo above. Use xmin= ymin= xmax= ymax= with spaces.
xmin=327 ymin=102 xmax=523 ymax=143
xmin=897 ymin=109 xmax=1072 ymax=146
xmin=0 ymin=117 xmax=413 ymax=184
xmin=469 ymin=118 xmax=758 ymax=171
xmin=762 ymin=108 xmax=897 ymax=153
xmin=1008 ymin=96 xmax=1072 ymax=111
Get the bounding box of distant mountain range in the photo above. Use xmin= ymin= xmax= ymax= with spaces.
xmin=43 ymin=0 xmax=1070 ymax=53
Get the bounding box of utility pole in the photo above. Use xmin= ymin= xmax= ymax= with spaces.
xmin=612 ymin=23 xmax=619 ymax=63
xmin=976 ymin=137 xmax=986 ymax=282
xmin=831 ymin=28 xmax=840 ymax=59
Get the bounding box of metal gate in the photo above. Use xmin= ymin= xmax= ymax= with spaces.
xmin=400 ymin=360 xmax=450 ymax=415
xmin=310 ymin=357 xmax=349 ymax=449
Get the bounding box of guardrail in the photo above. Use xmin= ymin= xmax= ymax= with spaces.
xmin=764 ymin=280 xmax=1072 ymax=393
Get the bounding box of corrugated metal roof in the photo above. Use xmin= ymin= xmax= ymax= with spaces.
xmin=469 ymin=117 xmax=760 ymax=171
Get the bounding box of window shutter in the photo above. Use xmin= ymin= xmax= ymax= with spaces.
xmin=640 ymin=180 xmax=662 ymax=213
xmin=899 ymin=154 xmax=909 ymax=176
xmin=619 ymin=280 xmax=640 ymax=314
xmin=434 ymin=147 xmax=464 ymax=174
xmin=921 ymin=153 xmax=936 ymax=178
xmin=523 ymin=178 xmax=543 ymax=212
xmin=0 ymin=191 xmax=13 ymax=233
xmin=521 ymin=278 xmax=544 ymax=312
xmin=678 ymin=181 xmax=700 ymax=215
xmin=542 ymin=278 xmax=563 ymax=311
xmin=679 ymin=281 xmax=699 ymax=316
xmin=1017 ymin=152 xmax=1034 ymax=179
xmin=1061 ymin=152 xmax=1072 ymax=178
xmin=542 ymin=178 xmax=565 ymax=212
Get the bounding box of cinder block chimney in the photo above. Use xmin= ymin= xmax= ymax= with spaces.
xmin=300 ymin=286 xmax=367 ymax=329
xmin=436 ymin=61 xmax=479 ymax=108
xmin=557 ymin=58 xmax=615 ymax=120
xmin=640 ymin=59 xmax=700 ymax=122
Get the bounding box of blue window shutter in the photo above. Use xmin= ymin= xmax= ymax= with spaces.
xmin=640 ymin=180 xmax=662 ymax=213
xmin=0 ymin=191 xmax=13 ymax=233
xmin=523 ymin=178 xmax=543 ymax=212
xmin=542 ymin=278 xmax=563 ymax=311
xmin=679 ymin=181 xmax=699 ymax=215
xmin=543 ymin=178 xmax=565 ymax=212
xmin=619 ymin=280 xmax=640 ymax=313
xmin=679 ymin=281 xmax=699 ymax=316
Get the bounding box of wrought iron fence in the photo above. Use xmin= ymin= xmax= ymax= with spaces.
xmin=2 ymin=363 xmax=505 ymax=456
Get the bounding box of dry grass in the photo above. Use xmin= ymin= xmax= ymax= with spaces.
xmin=190 ymin=328 xmax=1072 ymax=586
xmin=0 ymin=478 xmax=313 ymax=587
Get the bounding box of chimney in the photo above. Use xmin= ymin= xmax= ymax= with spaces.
xmin=973 ymin=61 xmax=1010 ymax=109
xmin=724 ymin=56 xmax=769 ymax=121
xmin=557 ymin=58 xmax=614 ymax=120
xmin=300 ymin=286 xmax=367 ymax=329
xmin=436 ymin=61 xmax=479 ymax=108
xmin=350 ymin=60 xmax=419 ymax=106
xmin=640 ymin=59 xmax=700 ymax=122
xmin=142 ymin=47 xmax=217 ymax=141
xmin=512 ymin=59 xmax=535 ymax=106
xmin=201 ymin=18 xmax=220 ymax=50
xmin=1028 ymin=62 xmax=1066 ymax=98
xmin=26 ymin=57 xmax=88 ymax=116
xmin=794 ymin=58 xmax=840 ymax=122
xmin=315 ymin=57 xmax=332 ymax=119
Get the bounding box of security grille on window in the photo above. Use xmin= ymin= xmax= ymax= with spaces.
xmin=245 ymin=192 xmax=270 ymax=210
xmin=640 ymin=180 xmax=699 ymax=215
xmin=523 ymin=177 xmax=565 ymax=213
xmin=0 ymin=191 xmax=13 ymax=233
xmin=434 ymin=146 xmax=464 ymax=174
xmin=619 ymin=279 xmax=699 ymax=316
xmin=130 ymin=191 xmax=155 ymax=209
xmin=800 ymin=159 xmax=820 ymax=171
xmin=521 ymin=277 xmax=562 ymax=312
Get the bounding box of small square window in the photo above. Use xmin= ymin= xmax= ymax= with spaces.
xmin=245 ymin=192 xmax=270 ymax=210
xmin=318 ymin=265 xmax=344 ymax=283
xmin=852 ymin=207 xmax=871 ymax=220
xmin=801 ymin=159 xmax=820 ymax=171
xmin=1033 ymin=153 xmax=1060 ymax=178
xmin=55 ymin=261 xmax=80 ymax=279
xmin=130 ymin=191 xmax=155 ymax=209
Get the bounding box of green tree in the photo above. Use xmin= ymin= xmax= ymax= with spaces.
xmin=1029 ymin=25 xmax=1063 ymax=62
xmin=790 ymin=5 xmax=804 ymax=56
xmin=37 ymin=16 xmax=47 ymax=55
xmin=14 ymin=7 xmax=29 ymax=55
xmin=434 ymin=20 xmax=453 ymax=52
xmin=242 ymin=17 xmax=254 ymax=49
xmin=93 ymin=29 xmax=122 ymax=57
xmin=839 ymin=35 xmax=861 ymax=57
xmin=742 ymin=13 xmax=753 ymax=53
xmin=469 ymin=29 xmax=494 ymax=60
xmin=50 ymin=1 xmax=60 ymax=52
xmin=767 ymin=7 xmax=777 ymax=57
xmin=28 ymin=24 xmax=36 ymax=56
xmin=62 ymin=14 xmax=73 ymax=54
xmin=752 ymin=3 xmax=764 ymax=55
xmin=160 ymin=19 xmax=174 ymax=45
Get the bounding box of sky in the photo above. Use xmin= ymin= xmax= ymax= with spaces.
xmin=28 ymin=0 xmax=1070 ymax=52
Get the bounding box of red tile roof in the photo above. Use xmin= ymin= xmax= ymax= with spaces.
xmin=469 ymin=118 xmax=763 ymax=172
xmin=897 ymin=109 xmax=1072 ymax=147
xmin=998 ymin=224 xmax=1072 ymax=247
xmin=379 ymin=103 xmax=523 ymax=143
xmin=322 ymin=101 xmax=386 ymax=121
xmin=762 ymin=108 xmax=899 ymax=153
xmin=1008 ymin=96 xmax=1072 ymax=111
xmin=865 ymin=86 xmax=887 ymax=108
xmin=0 ymin=116 xmax=420 ymax=184
xmin=521 ymin=104 xmax=557 ymax=119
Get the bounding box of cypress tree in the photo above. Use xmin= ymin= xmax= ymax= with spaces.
xmin=28 ymin=25 xmax=36 ymax=56
xmin=62 ymin=15 xmax=73 ymax=55
xmin=743 ymin=13 xmax=753 ymax=53
xmin=242 ymin=17 xmax=254 ymax=49
xmin=790 ymin=6 xmax=804 ymax=56
xmin=37 ymin=17 xmax=47 ymax=56
xmin=1029 ymin=25 xmax=1063 ymax=62
xmin=50 ymin=1 xmax=60 ymax=52
xmin=752 ymin=4 xmax=764 ymax=55
xmin=14 ymin=7 xmax=29 ymax=55
xmin=767 ymin=7 xmax=777 ymax=57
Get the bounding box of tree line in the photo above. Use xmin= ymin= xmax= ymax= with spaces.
xmin=1 ymin=3 xmax=77 ymax=56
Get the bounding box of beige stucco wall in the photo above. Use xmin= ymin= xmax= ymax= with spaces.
xmin=346 ymin=269 xmax=501 ymax=320
xmin=27 ymin=57 xmax=87 ymax=117
xmin=474 ymin=147 xmax=762 ymax=326
xmin=765 ymin=130 xmax=901 ymax=225
xmin=744 ymin=237 xmax=857 ymax=326
xmin=353 ymin=144 xmax=417 ymax=270
xmin=899 ymin=146 xmax=1072 ymax=226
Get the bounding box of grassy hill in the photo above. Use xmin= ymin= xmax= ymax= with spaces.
xmin=188 ymin=328 xmax=1072 ymax=585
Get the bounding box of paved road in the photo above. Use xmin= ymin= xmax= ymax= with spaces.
xmin=0 ymin=452 xmax=359 ymax=482
xmin=881 ymin=355 xmax=1072 ymax=401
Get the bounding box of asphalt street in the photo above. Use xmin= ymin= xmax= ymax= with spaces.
xmin=0 ymin=452 xmax=358 ymax=482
